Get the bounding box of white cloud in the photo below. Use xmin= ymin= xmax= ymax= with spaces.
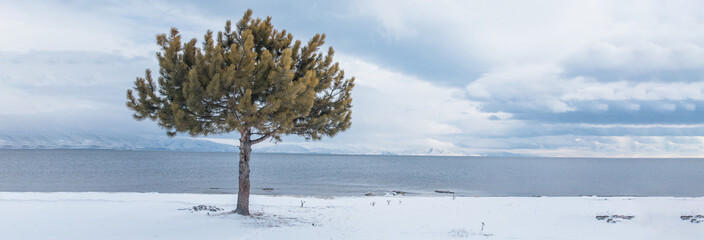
xmin=683 ymin=103 xmax=696 ymax=111
xmin=0 ymin=2 xmax=143 ymax=55
xmin=353 ymin=0 xmax=704 ymax=81
xmin=0 ymin=0 xmax=223 ymax=56
xmin=466 ymin=65 xmax=577 ymax=113
xmin=566 ymin=42 xmax=704 ymax=73
xmin=656 ymin=103 xmax=677 ymax=111
xmin=562 ymin=81 xmax=704 ymax=101
xmin=473 ymin=135 xmax=704 ymax=158
xmin=0 ymin=83 xmax=98 ymax=115
xmin=352 ymin=0 xmax=704 ymax=65
xmin=339 ymin=55 xmax=516 ymax=140
xmin=573 ymin=123 xmax=704 ymax=129
xmin=0 ymin=51 xmax=154 ymax=86
xmin=466 ymin=64 xmax=704 ymax=114
xmin=625 ymin=103 xmax=641 ymax=111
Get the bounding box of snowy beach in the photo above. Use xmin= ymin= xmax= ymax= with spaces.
xmin=4 ymin=1 xmax=704 ymax=240
xmin=1 ymin=192 xmax=702 ymax=240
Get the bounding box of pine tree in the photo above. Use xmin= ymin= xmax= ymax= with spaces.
xmin=126 ymin=9 xmax=354 ymax=215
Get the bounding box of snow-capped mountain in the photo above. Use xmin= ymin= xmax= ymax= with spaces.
xmin=0 ymin=133 xmax=522 ymax=156
xmin=0 ymin=133 xmax=238 ymax=152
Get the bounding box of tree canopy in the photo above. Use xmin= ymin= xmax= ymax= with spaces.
xmin=127 ymin=9 xmax=354 ymax=144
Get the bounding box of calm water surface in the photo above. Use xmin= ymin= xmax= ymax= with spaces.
xmin=1 ymin=149 xmax=702 ymax=197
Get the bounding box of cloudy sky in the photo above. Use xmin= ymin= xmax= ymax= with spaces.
xmin=1 ymin=0 xmax=703 ymax=157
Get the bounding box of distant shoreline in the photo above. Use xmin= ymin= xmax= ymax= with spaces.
xmin=4 ymin=148 xmax=704 ymax=159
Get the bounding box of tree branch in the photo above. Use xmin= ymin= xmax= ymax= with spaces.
xmin=250 ymin=130 xmax=277 ymax=145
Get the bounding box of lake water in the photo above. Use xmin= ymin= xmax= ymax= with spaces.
xmin=1 ymin=149 xmax=702 ymax=197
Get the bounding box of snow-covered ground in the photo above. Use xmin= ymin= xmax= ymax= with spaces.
xmin=1 ymin=192 xmax=702 ymax=239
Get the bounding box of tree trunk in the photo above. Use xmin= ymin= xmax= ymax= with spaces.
xmin=234 ymin=137 xmax=252 ymax=215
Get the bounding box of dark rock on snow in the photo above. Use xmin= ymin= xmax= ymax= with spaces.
xmin=596 ymin=215 xmax=635 ymax=223
xmin=190 ymin=205 xmax=223 ymax=212
xmin=434 ymin=190 xmax=455 ymax=194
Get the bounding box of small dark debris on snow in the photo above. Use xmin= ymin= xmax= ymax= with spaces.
xmin=187 ymin=205 xmax=224 ymax=213
xmin=434 ymin=190 xmax=455 ymax=194
xmin=681 ymin=215 xmax=704 ymax=223
xmin=596 ymin=215 xmax=635 ymax=223
xmin=364 ymin=192 xmax=377 ymax=196
xmin=262 ymin=188 xmax=274 ymax=191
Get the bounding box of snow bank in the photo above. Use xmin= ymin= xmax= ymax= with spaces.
xmin=0 ymin=192 xmax=702 ymax=239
